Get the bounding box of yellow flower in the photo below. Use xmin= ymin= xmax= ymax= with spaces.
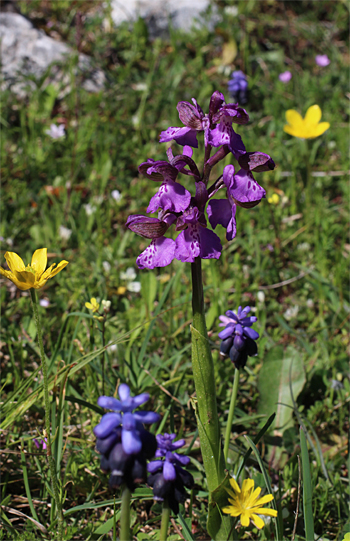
xmin=0 ymin=249 xmax=68 ymax=291
xmin=222 ymin=478 xmax=277 ymax=529
xmin=85 ymin=297 xmax=100 ymax=312
xmin=117 ymin=286 xmax=127 ymax=295
xmin=343 ymin=533 xmax=350 ymax=541
xmin=268 ymin=193 xmax=280 ymax=205
xmin=284 ymin=105 xmax=330 ymax=139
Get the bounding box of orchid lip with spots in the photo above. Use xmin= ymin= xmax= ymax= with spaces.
xmin=126 ymin=91 xmax=275 ymax=269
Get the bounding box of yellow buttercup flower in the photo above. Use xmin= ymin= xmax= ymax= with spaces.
xmin=85 ymin=297 xmax=100 ymax=312
xmin=283 ymin=104 xmax=330 ymax=139
xmin=0 ymin=249 xmax=68 ymax=291
xmin=222 ymin=477 xmax=277 ymax=529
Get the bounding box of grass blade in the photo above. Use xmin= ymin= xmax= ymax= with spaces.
xmin=244 ymin=435 xmax=281 ymax=541
xmin=300 ymin=426 xmax=315 ymax=541
xmin=177 ymin=511 xmax=195 ymax=541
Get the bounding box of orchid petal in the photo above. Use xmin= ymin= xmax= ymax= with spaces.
xmin=137 ymin=237 xmax=176 ymax=269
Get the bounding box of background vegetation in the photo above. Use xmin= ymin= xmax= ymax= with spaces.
xmin=1 ymin=0 xmax=349 ymax=539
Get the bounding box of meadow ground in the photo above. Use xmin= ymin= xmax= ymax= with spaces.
xmin=0 ymin=1 xmax=349 ymax=540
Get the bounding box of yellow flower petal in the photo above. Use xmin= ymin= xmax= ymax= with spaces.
xmin=251 ymin=513 xmax=265 ymax=529
xmin=283 ymin=125 xmax=303 ymax=138
xmin=31 ymin=248 xmax=47 ymax=277
xmin=13 ymin=271 xmax=36 ymax=290
xmin=85 ymin=302 xmax=94 ymax=310
xmin=304 ymin=104 xmax=322 ymax=125
xmin=251 ymin=507 xmax=278 ymax=517
xmin=222 ymin=505 xmax=240 ymax=516
xmin=47 ymin=260 xmax=69 ymax=279
xmin=240 ymin=512 xmax=251 ymax=527
xmin=307 ymin=121 xmax=330 ymax=138
xmin=253 ymin=493 xmax=274 ymax=507
xmin=247 ymin=486 xmax=262 ymax=506
xmin=40 ymin=263 xmax=57 ymax=282
xmin=5 ymin=251 xmax=26 ymax=273
xmin=241 ymin=478 xmax=254 ymax=493
xmin=285 ymin=109 xmax=303 ymax=127
xmin=229 ymin=477 xmax=241 ymax=494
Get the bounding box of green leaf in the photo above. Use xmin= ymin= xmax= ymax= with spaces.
xmin=300 ymin=427 xmax=315 ymax=541
xmin=257 ymin=346 xmax=306 ymax=432
xmin=257 ymin=346 xmax=306 ymax=467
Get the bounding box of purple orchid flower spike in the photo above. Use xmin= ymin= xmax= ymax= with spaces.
xmin=218 ymin=306 xmax=259 ymax=368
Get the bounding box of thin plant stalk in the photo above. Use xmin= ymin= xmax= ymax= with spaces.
xmin=120 ymin=485 xmax=132 ymax=541
xmin=30 ymin=289 xmax=64 ymax=539
xmin=224 ymin=367 xmax=240 ymax=463
xmin=300 ymin=427 xmax=315 ymax=541
xmin=159 ymin=500 xmax=170 ymax=541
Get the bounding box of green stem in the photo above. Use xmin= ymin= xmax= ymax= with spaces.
xmin=224 ymin=368 xmax=240 ymax=464
xmin=190 ymin=257 xmax=224 ymax=492
xmin=120 ymin=485 xmax=131 ymax=541
xmin=160 ymin=500 xmax=170 ymax=541
xmin=191 ymin=259 xmax=234 ymax=540
xmin=30 ymin=289 xmax=64 ymax=540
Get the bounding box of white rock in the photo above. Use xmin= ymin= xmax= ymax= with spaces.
xmin=0 ymin=13 xmax=106 ymax=98
xmin=110 ymin=0 xmax=217 ymax=36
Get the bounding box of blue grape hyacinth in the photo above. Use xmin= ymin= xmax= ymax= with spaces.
xmin=147 ymin=433 xmax=194 ymax=514
xmin=218 ymin=306 xmax=259 ymax=368
xmin=228 ymin=70 xmax=248 ymax=104
xmin=94 ymin=384 xmax=160 ymax=490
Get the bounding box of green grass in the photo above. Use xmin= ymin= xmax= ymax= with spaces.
xmin=1 ymin=1 xmax=349 ymax=539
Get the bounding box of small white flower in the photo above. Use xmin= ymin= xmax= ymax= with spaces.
xmin=58 ymin=225 xmax=72 ymax=241
xmin=102 ymin=261 xmax=111 ymax=273
xmin=84 ymin=204 xmax=96 ymax=216
xmin=108 ymin=343 xmax=117 ymax=353
xmin=39 ymin=299 xmax=50 ymax=308
xmin=306 ymin=299 xmax=314 ymax=308
xmin=127 ymin=281 xmax=141 ymax=293
xmin=6 ymin=238 xmax=14 ymax=247
xmin=102 ymin=299 xmax=111 ymax=312
xmin=257 ymin=291 xmax=265 ymax=303
xmin=224 ymin=5 xmax=238 ymax=16
xmin=45 ymin=124 xmax=65 ymax=139
xmin=297 ymin=242 xmax=310 ymax=252
xmin=120 ymin=267 xmax=136 ymax=281
xmin=111 ymin=190 xmax=122 ymax=202
xmin=284 ymin=305 xmax=299 ymax=320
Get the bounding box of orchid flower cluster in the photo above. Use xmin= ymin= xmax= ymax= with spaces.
xmin=126 ymin=91 xmax=275 ymax=269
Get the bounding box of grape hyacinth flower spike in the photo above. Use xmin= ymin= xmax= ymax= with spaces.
xmin=228 ymin=70 xmax=248 ymax=104
xmin=93 ymin=384 xmax=160 ymax=490
xmin=148 ymin=433 xmax=194 ymax=515
xmin=219 ymin=306 xmax=259 ymax=368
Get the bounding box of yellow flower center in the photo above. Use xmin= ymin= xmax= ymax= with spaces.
xmin=25 ymin=265 xmax=36 ymax=275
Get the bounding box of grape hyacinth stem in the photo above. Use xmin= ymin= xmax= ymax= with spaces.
xmin=224 ymin=367 xmax=240 ymax=463
xmin=120 ymin=485 xmax=131 ymax=541
xmin=160 ymin=500 xmax=170 ymax=541
xmin=30 ymin=289 xmax=64 ymax=540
